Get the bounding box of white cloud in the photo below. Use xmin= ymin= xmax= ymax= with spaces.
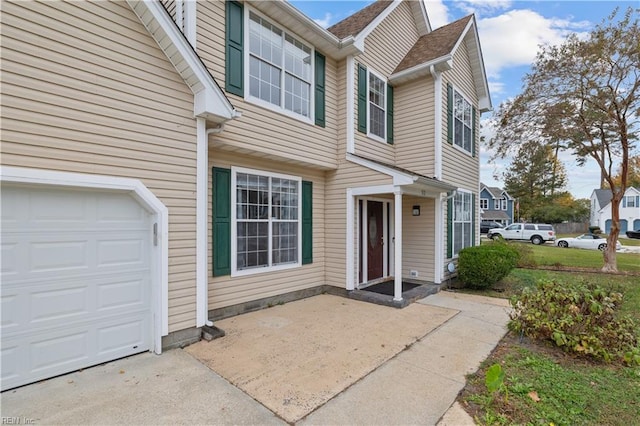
xmin=313 ymin=12 xmax=333 ymax=28
xmin=477 ymin=9 xmax=590 ymax=78
xmin=455 ymin=0 xmax=513 ymax=16
xmin=423 ymin=0 xmax=450 ymax=30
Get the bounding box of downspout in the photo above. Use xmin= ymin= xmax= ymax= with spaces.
xmin=346 ymin=55 xmax=355 ymax=154
xmin=430 ymin=65 xmax=443 ymax=180
xmin=183 ymin=0 xmax=197 ymax=48
xmin=431 ymin=65 xmax=445 ymax=283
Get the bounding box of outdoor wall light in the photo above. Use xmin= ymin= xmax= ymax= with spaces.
xmin=412 ymin=205 xmax=420 ymax=216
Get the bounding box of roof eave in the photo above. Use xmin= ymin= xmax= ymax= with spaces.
xmin=388 ymin=56 xmax=453 ymax=85
xmin=127 ymin=0 xmax=237 ymax=123
xmin=251 ymin=0 xmax=363 ymax=59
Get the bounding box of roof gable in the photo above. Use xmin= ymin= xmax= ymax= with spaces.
xmin=127 ymin=0 xmax=237 ymax=123
xmin=389 ymin=14 xmax=491 ymax=112
xmin=327 ymin=1 xmax=394 ymax=39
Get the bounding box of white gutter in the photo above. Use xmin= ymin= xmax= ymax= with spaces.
xmin=346 ymin=55 xmax=355 ymax=154
xmin=388 ymin=55 xmax=453 ymax=84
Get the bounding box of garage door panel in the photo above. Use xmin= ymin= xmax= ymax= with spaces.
xmin=1 ymin=184 xmax=154 ymax=391
xmin=97 ymin=237 xmax=148 ymax=267
xmin=2 ymin=273 xmax=150 ymax=334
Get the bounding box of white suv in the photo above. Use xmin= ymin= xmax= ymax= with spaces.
xmin=488 ymin=223 xmax=555 ymax=245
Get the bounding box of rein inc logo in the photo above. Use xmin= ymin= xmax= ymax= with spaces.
xmin=1 ymin=418 xmax=35 ymax=425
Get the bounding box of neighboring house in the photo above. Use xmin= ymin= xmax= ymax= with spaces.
xmin=480 ymin=183 xmax=514 ymax=225
xmin=0 ymin=0 xmax=490 ymax=391
xmin=590 ymin=187 xmax=640 ymax=233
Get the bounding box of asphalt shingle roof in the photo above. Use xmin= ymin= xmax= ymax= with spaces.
xmin=327 ymin=0 xmax=393 ymax=39
xmin=394 ymin=15 xmax=472 ymax=74
xmin=593 ymin=188 xmax=613 ymax=207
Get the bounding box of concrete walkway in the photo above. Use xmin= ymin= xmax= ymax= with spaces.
xmin=1 ymin=291 xmax=510 ymax=425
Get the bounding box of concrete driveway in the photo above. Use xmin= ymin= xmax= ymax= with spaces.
xmin=1 ymin=292 xmax=510 ymax=425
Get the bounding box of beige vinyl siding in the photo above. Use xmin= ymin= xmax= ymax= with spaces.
xmin=325 ymin=161 xmax=393 ymax=288
xmin=441 ymin=39 xmax=481 ymax=266
xmin=402 ymin=196 xmax=436 ymax=281
xmin=353 ymin=1 xmax=420 ymax=163
xmin=394 ymin=77 xmax=436 ymax=176
xmin=197 ymin=1 xmax=339 ymax=170
xmin=208 ymin=151 xmax=326 ymax=309
xmin=1 ymin=1 xmax=199 ymax=333
xmin=442 ymin=41 xmax=479 ymax=189
xmin=161 ymin=0 xmax=177 ymax=21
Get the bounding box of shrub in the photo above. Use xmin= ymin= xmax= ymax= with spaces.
xmin=509 ymin=280 xmax=640 ymax=365
xmin=458 ymin=242 xmax=519 ymax=289
xmin=506 ymin=242 xmax=536 ymax=268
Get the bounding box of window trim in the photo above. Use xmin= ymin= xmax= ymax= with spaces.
xmin=625 ymin=195 xmax=636 ymax=208
xmin=480 ymin=198 xmax=488 ymax=210
xmin=451 ymin=189 xmax=473 ymax=258
xmin=243 ymin=7 xmax=315 ymax=124
xmin=230 ymin=166 xmax=302 ymax=277
xmin=451 ymin=86 xmax=474 ymax=155
xmin=366 ymin=68 xmax=388 ymax=144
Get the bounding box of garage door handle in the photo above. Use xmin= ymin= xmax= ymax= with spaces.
xmin=153 ymin=223 xmax=158 ymax=246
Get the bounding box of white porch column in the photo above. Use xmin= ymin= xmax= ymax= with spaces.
xmin=394 ymin=190 xmax=403 ymax=301
xmin=346 ymin=189 xmax=355 ymax=290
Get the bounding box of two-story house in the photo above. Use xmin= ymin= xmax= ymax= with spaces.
xmin=590 ymin=187 xmax=640 ymax=233
xmin=480 ymin=183 xmax=515 ymax=225
xmin=0 ymin=0 xmax=490 ymax=391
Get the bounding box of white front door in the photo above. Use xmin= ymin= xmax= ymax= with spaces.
xmin=1 ymin=184 xmax=153 ymax=390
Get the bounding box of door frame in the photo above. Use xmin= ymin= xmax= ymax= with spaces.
xmin=357 ymin=196 xmax=394 ymax=286
xmin=0 ymin=166 xmax=168 ymax=354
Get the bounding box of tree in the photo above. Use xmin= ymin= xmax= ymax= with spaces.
xmin=502 ymin=140 xmax=567 ymax=221
xmin=489 ymin=7 xmax=640 ymax=272
xmin=613 ymin=155 xmax=640 ymax=188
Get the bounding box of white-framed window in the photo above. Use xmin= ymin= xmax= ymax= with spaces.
xmin=453 ymin=191 xmax=473 ymax=257
xmin=247 ymin=10 xmax=313 ymax=121
xmin=501 ymin=198 xmax=508 ymax=210
xmin=368 ymin=70 xmax=386 ymax=141
xmin=480 ymin=198 xmax=488 ymax=210
xmin=231 ymin=167 xmax=301 ymax=276
xmin=453 ymin=89 xmax=473 ymax=153
xmin=625 ymin=195 xmax=636 ymax=208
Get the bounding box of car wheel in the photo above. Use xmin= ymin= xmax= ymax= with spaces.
xmin=598 ymin=243 xmax=607 ymax=251
xmin=558 ymin=241 xmax=568 ymax=248
xmin=531 ymin=235 xmax=543 ymax=245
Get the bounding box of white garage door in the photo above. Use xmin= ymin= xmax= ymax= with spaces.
xmin=1 ymin=184 xmax=153 ymax=391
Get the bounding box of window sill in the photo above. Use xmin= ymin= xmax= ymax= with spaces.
xmin=231 ymin=261 xmax=301 ymax=278
xmin=245 ymin=96 xmax=314 ymax=126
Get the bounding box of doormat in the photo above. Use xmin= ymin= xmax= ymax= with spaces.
xmin=362 ymin=281 xmax=420 ymax=296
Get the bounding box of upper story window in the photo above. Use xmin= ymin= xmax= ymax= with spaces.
xmin=454 ymin=90 xmax=473 ymax=152
xmin=368 ymin=71 xmax=386 ymax=140
xmin=248 ymin=12 xmax=312 ymax=119
xmin=501 ymin=198 xmax=508 ymax=210
xmin=480 ymin=198 xmax=488 ymax=210
xmin=447 ymin=84 xmax=475 ymax=155
xmin=625 ymin=195 xmax=637 ymax=208
xmin=357 ymin=64 xmax=393 ymax=144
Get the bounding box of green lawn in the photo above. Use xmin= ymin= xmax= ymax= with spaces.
xmin=531 ymin=243 xmax=640 ymax=272
xmin=457 ymin=246 xmax=640 ymax=425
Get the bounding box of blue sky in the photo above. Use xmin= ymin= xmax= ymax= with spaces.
xmin=289 ymin=0 xmax=637 ymax=199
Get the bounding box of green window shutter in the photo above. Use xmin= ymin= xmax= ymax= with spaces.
xmin=447 ymin=197 xmax=453 ymax=258
xmin=446 ymin=83 xmax=453 ymax=145
xmin=472 ymin=106 xmax=477 ymax=157
xmin=386 ymin=84 xmax=394 ymax=144
xmin=302 ymin=181 xmax=313 ymax=264
xmin=357 ymin=64 xmax=367 ymax=134
xmin=213 ymin=167 xmax=231 ymax=276
xmin=472 ymin=193 xmax=476 ymax=246
xmin=225 ymin=1 xmax=243 ymax=96
xmin=314 ymin=52 xmax=326 ymax=127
